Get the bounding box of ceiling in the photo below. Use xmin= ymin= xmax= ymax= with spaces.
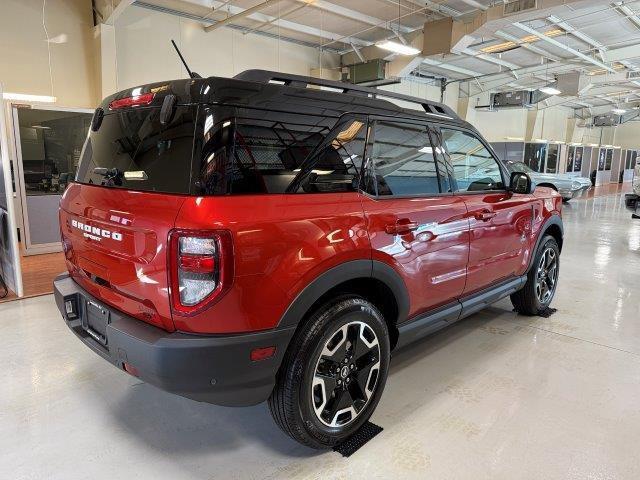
xmin=103 ymin=0 xmax=640 ymax=113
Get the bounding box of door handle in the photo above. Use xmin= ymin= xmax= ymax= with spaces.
xmin=474 ymin=210 xmax=496 ymax=222
xmin=385 ymin=221 xmax=419 ymax=235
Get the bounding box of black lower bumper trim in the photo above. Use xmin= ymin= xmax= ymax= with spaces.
xmin=54 ymin=273 xmax=295 ymax=406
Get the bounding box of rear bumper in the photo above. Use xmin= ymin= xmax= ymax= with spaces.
xmin=625 ymin=193 xmax=639 ymax=215
xmin=54 ymin=273 xmax=295 ymax=406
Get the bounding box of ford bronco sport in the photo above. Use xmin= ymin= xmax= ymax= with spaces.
xmin=54 ymin=70 xmax=563 ymax=449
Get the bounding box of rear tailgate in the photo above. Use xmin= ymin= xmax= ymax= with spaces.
xmin=60 ymin=185 xmax=185 ymax=331
xmin=60 ymin=84 xmax=198 ymax=331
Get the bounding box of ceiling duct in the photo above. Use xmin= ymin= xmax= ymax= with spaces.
xmin=504 ymin=0 xmax=537 ymax=16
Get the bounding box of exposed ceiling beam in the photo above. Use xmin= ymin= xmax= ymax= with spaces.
xmin=299 ymin=0 xmax=413 ymax=34
xmin=241 ymin=3 xmax=308 ymax=36
xmin=513 ymin=22 xmax=617 ymax=74
xmin=461 ymin=47 xmax=521 ymax=69
xmin=613 ymin=2 xmax=640 ymax=30
xmin=546 ymin=15 xmax=606 ymax=52
xmin=493 ymin=30 xmax=563 ymax=62
xmin=205 ymin=0 xmax=282 ymax=32
xmin=201 ymin=0 xmax=370 ymax=45
xmin=104 ymin=0 xmax=134 ymax=25
xmin=421 ymin=57 xmax=482 ymax=77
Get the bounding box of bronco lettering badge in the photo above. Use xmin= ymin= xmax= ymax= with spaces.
xmin=71 ymin=219 xmax=123 ymax=242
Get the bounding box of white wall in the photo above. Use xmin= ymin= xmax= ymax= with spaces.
xmin=111 ymin=6 xmax=340 ymax=92
xmin=0 ymin=0 xmax=98 ymax=108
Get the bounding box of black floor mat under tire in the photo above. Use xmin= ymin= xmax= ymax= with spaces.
xmin=333 ymin=421 xmax=383 ymax=457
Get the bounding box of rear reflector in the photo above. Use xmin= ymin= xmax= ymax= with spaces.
xmin=179 ymin=254 xmax=216 ymax=274
xmin=250 ymin=346 xmax=276 ymax=362
xmin=108 ymin=92 xmax=155 ymax=110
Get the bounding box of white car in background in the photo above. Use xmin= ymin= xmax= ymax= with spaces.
xmin=503 ymin=160 xmax=592 ymax=202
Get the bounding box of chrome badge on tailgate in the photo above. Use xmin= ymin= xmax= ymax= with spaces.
xmin=71 ymin=219 xmax=123 ymax=242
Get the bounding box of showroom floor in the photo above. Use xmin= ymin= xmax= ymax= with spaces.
xmin=2 ymin=192 xmax=639 ymax=480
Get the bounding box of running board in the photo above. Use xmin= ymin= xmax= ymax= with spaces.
xmin=396 ymin=276 xmax=526 ymax=350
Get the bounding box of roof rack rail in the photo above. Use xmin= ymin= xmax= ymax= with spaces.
xmin=233 ymin=69 xmax=458 ymax=119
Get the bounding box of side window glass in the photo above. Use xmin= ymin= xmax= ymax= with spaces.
xmin=294 ymin=118 xmax=366 ymax=193
xmin=368 ymin=120 xmax=441 ymax=196
xmin=440 ymin=128 xmax=505 ymax=192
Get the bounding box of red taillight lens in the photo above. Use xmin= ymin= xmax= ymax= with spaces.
xmin=168 ymin=230 xmax=233 ymax=316
xmin=108 ymin=92 xmax=155 ymax=110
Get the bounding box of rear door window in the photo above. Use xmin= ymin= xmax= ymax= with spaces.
xmin=366 ymin=119 xmax=443 ymax=196
xmin=76 ymin=105 xmax=197 ymax=194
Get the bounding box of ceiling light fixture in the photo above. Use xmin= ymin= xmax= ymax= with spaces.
xmin=2 ymin=92 xmax=57 ymax=103
xmin=539 ymin=86 xmax=562 ymax=95
xmin=613 ymin=108 xmax=627 ymax=114
xmin=376 ymin=40 xmax=420 ymax=56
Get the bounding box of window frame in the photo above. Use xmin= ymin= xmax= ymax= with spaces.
xmin=362 ymin=115 xmax=452 ymax=200
xmin=432 ymin=124 xmax=510 ymax=195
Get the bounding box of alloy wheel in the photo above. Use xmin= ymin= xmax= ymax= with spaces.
xmin=311 ymin=321 xmax=380 ymax=428
xmin=536 ymin=247 xmax=558 ymax=304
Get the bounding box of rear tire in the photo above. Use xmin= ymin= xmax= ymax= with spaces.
xmin=268 ymin=295 xmax=390 ymax=449
xmin=511 ymin=235 xmax=560 ymax=315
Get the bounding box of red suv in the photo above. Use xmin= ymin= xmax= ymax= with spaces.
xmin=54 ymin=70 xmax=563 ymax=449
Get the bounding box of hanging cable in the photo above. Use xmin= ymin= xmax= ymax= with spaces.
xmin=42 ymin=0 xmax=55 ymax=99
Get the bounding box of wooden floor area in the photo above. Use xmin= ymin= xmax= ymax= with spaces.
xmin=20 ymin=251 xmax=67 ymax=298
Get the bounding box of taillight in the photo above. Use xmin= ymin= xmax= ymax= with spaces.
xmin=168 ymin=230 xmax=233 ymax=316
xmin=108 ymin=92 xmax=155 ymax=110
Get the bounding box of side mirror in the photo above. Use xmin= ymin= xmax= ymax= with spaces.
xmin=510 ymin=171 xmax=535 ymax=194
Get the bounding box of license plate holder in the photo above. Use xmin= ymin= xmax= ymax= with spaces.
xmin=82 ymin=299 xmax=110 ymax=346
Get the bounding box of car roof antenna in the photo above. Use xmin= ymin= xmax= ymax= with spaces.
xmin=171 ymin=40 xmax=201 ymax=79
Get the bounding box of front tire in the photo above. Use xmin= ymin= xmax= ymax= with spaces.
xmin=268 ymin=296 xmax=390 ymax=449
xmin=511 ymin=235 xmax=560 ymax=315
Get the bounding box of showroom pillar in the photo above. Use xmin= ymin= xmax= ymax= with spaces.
xmin=94 ymin=23 xmax=118 ymax=99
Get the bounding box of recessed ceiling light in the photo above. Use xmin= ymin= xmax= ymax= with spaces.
xmin=376 ymin=40 xmax=420 ymax=56
xmin=613 ymin=108 xmax=627 ymax=114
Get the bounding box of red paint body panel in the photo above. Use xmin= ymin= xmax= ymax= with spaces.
xmin=361 ymin=194 xmax=469 ymax=319
xmin=462 ymin=192 xmax=536 ymax=295
xmin=59 ymin=182 xmax=561 ymax=335
xmin=172 ymin=192 xmax=370 ymax=333
xmin=59 ymin=183 xmax=185 ymax=332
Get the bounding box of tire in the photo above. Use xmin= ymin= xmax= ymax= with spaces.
xmin=633 ymin=214 xmax=640 ymax=219
xmin=511 ymin=235 xmax=560 ymax=315
xmin=268 ymin=295 xmax=390 ymax=449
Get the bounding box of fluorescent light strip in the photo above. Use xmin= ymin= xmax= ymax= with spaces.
xmin=376 ymin=40 xmax=420 ymax=56
xmin=2 ymin=93 xmax=57 ymax=103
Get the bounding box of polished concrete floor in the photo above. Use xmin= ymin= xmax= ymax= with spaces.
xmin=2 ymin=193 xmax=640 ymax=480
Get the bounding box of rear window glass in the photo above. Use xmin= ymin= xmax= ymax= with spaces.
xmin=76 ymin=106 xmax=196 ymax=194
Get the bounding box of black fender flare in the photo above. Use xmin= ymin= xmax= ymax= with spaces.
xmin=277 ymin=259 xmax=409 ymax=329
xmin=527 ymin=214 xmax=563 ymax=272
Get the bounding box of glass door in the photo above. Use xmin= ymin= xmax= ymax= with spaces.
xmin=11 ymin=105 xmax=92 ymax=255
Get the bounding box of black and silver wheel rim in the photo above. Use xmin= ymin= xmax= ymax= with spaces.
xmin=536 ymin=247 xmax=558 ymax=304
xmin=311 ymin=321 xmax=380 ymax=428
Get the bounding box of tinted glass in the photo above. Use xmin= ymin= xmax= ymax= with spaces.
xmin=440 ymin=128 xmax=504 ymax=192
xmin=77 ymin=106 xmax=196 ymax=193
xmin=368 ymin=120 xmax=441 ymax=196
xmin=196 ymin=108 xmax=364 ymax=195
